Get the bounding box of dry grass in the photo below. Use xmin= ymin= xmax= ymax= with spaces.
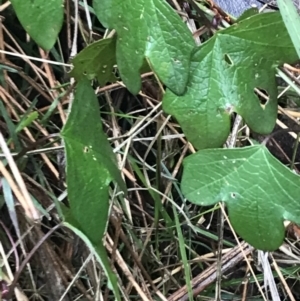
xmin=0 ymin=1 xmax=300 ymax=300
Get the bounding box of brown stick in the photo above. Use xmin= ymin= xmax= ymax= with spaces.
xmin=167 ymin=241 xmax=254 ymax=301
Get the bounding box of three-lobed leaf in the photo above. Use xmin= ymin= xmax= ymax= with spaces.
xmin=163 ymin=12 xmax=298 ymax=149
xmin=93 ymin=0 xmax=195 ymax=95
xmin=10 ymin=0 xmax=64 ymax=50
xmin=182 ymin=145 xmax=300 ymax=251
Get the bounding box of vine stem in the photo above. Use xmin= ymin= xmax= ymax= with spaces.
xmin=215 ymin=114 xmax=243 ymax=301
xmin=262 ymin=128 xmax=300 ymax=146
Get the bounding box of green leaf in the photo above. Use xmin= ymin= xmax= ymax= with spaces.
xmin=61 ymin=79 xmax=126 ymax=300
xmin=277 ymin=0 xmax=300 ymax=58
xmin=93 ymin=0 xmax=194 ymax=95
xmin=163 ymin=12 xmax=298 ymax=149
xmin=61 ymin=78 xmax=126 ymax=245
xmin=237 ymin=7 xmax=259 ymax=21
xmin=181 ymin=145 xmax=300 ymax=251
xmin=70 ymin=38 xmax=118 ymax=85
xmin=10 ymin=0 xmax=64 ymax=50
